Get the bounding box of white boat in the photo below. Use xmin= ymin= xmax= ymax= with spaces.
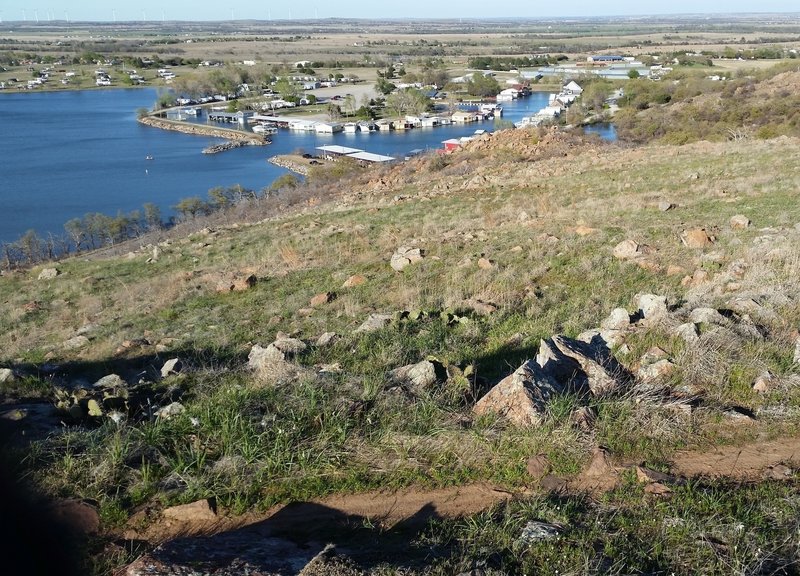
xmin=252 ymin=123 xmax=278 ymax=134
xmin=358 ymin=122 xmax=377 ymax=132
xmin=343 ymin=122 xmax=358 ymax=133
xmin=181 ymin=107 xmax=201 ymax=116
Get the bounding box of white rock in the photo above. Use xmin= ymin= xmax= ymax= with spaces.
xmin=601 ymin=308 xmax=630 ymax=330
xmin=689 ymin=307 xmax=727 ymax=325
xmin=674 ymin=323 xmax=699 ymax=344
xmin=0 ymin=368 xmax=15 ymax=383
xmin=37 ymin=268 xmax=60 ymax=280
xmin=637 ymin=294 xmax=668 ymax=325
xmin=155 ymin=402 xmax=186 ymax=420
xmin=160 ymin=358 xmax=183 ymax=378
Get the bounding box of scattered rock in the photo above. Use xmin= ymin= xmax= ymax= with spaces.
xmin=162 ymin=499 xmax=217 ymax=523
xmin=550 ymin=335 xmax=630 ymax=396
xmin=477 ymin=257 xmax=495 ymax=270
xmin=752 ymin=370 xmax=775 ymax=393
xmin=612 ymin=239 xmax=641 ymax=260
xmin=0 ymin=368 xmax=15 ymax=383
xmin=62 ymin=335 xmax=90 ymax=351
xmin=473 ymin=360 xmax=563 ymax=426
xmin=247 ymin=343 xmax=289 ymax=375
xmin=535 ymin=338 xmax=583 ymax=389
xmin=390 ymin=246 xmax=425 ymax=271
xmin=641 ymin=346 xmax=669 ymax=364
xmin=637 ymin=359 xmax=676 ymax=383
xmin=637 ymin=293 xmax=668 ymax=325
xmin=674 ymin=322 xmax=700 ymax=344
xmin=635 ymin=466 xmax=680 ymax=486
xmin=510 ymin=245 xmax=524 ymax=253
xmin=644 ymin=482 xmax=673 ymax=496
xmin=666 ymin=265 xmax=686 ymax=276
xmin=310 ymin=291 xmax=335 ymax=307
xmin=354 ymin=313 xmax=393 ymax=333
xmin=538 ymin=233 xmax=559 ymax=244
xmin=682 ymin=269 xmax=712 ymax=287
xmin=689 ymin=307 xmax=726 ymax=325
xmin=155 ymin=402 xmax=185 ymax=420
xmin=518 ymin=520 xmax=561 ymax=544
xmin=160 ymin=358 xmax=183 ymax=378
xmin=601 ymin=308 xmax=630 ymax=331
xmin=658 ymin=201 xmax=675 ymax=212
xmin=793 ymin=336 xmax=800 ymax=365
xmin=765 ymin=463 xmax=793 ymax=480
xmin=94 ymin=374 xmax=126 ymax=389
xmin=583 ymin=446 xmax=615 ymax=478
xmin=272 ymin=337 xmax=307 ymax=356
xmin=463 ymin=298 xmax=497 ymax=316
xmin=526 ymin=454 xmax=551 ymax=480
xmin=37 ymin=268 xmax=60 ymax=280
xmin=681 ymin=228 xmax=714 ymax=249
xmin=216 ymin=273 xmax=257 ymax=293
xmin=730 ymin=214 xmax=751 ymax=229
xmin=316 ymin=332 xmax=338 ymax=347
xmin=342 ymin=274 xmax=366 ymax=288
xmin=388 ymin=360 xmax=444 ymax=391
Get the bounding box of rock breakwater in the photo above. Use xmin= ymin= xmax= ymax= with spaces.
xmin=138 ymin=115 xmax=266 ymax=145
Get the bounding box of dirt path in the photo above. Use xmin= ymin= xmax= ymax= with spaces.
xmin=671 ymin=436 xmax=800 ymax=479
xmin=119 ymin=436 xmax=800 ymax=575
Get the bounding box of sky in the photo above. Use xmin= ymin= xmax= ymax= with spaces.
xmin=0 ymin=1 xmax=798 ymax=22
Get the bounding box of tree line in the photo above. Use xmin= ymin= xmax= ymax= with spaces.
xmin=0 ymin=182 xmax=298 ymax=270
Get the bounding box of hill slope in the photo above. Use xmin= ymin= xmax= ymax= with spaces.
xmin=1 ymin=127 xmax=800 ymax=574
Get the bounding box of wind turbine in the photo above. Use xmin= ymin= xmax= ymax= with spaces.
xmin=34 ymin=9 xmax=38 ymax=23
xmin=22 ymin=9 xmax=27 ymax=21
xmin=112 ymin=8 xmax=116 ymax=23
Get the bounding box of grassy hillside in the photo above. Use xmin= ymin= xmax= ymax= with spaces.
xmin=2 ymin=119 xmax=800 ymax=573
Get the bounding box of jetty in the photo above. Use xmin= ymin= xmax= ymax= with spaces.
xmin=203 ymin=140 xmax=269 ymax=154
xmin=138 ymin=115 xmax=266 ymax=145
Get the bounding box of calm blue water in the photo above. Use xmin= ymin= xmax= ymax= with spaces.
xmin=0 ymin=89 xmax=612 ymax=244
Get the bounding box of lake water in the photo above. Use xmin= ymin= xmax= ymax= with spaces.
xmin=0 ymin=88 xmax=613 ymax=245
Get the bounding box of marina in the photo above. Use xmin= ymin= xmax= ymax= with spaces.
xmin=0 ymin=88 xmax=614 ymax=244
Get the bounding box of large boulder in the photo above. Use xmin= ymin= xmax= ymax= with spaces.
xmin=550 ymin=335 xmax=630 ymax=396
xmin=473 ymin=360 xmax=563 ymax=426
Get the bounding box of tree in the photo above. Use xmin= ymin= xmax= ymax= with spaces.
xmin=375 ymin=77 xmax=396 ymax=95
xmin=342 ymin=94 xmax=356 ymax=116
xmin=143 ymin=203 xmax=162 ymax=230
xmin=274 ymin=78 xmax=303 ymax=102
xmin=385 ymin=88 xmax=429 ymax=117
xmin=18 ymin=229 xmax=43 ymax=263
xmin=465 ymin=73 xmax=500 ymax=97
xmin=64 ymin=218 xmax=87 ymax=250
xmin=628 ymin=69 xmax=641 ymax=79
xmin=174 ymin=197 xmax=209 ymax=220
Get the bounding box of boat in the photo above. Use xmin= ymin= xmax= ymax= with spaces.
xmin=252 ymin=123 xmax=278 ymax=134
xmin=181 ymin=107 xmax=201 ymax=116
xmin=343 ymin=122 xmax=358 ymax=133
xmin=358 ymin=122 xmax=377 ymax=132
xmin=145 ymin=155 xmax=154 ymax=160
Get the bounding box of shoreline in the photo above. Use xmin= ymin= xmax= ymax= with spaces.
xmin=268 ymin=155 xmax=312 ymax=176
xmin=138 ymin=115 xmax=267 ymax=144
